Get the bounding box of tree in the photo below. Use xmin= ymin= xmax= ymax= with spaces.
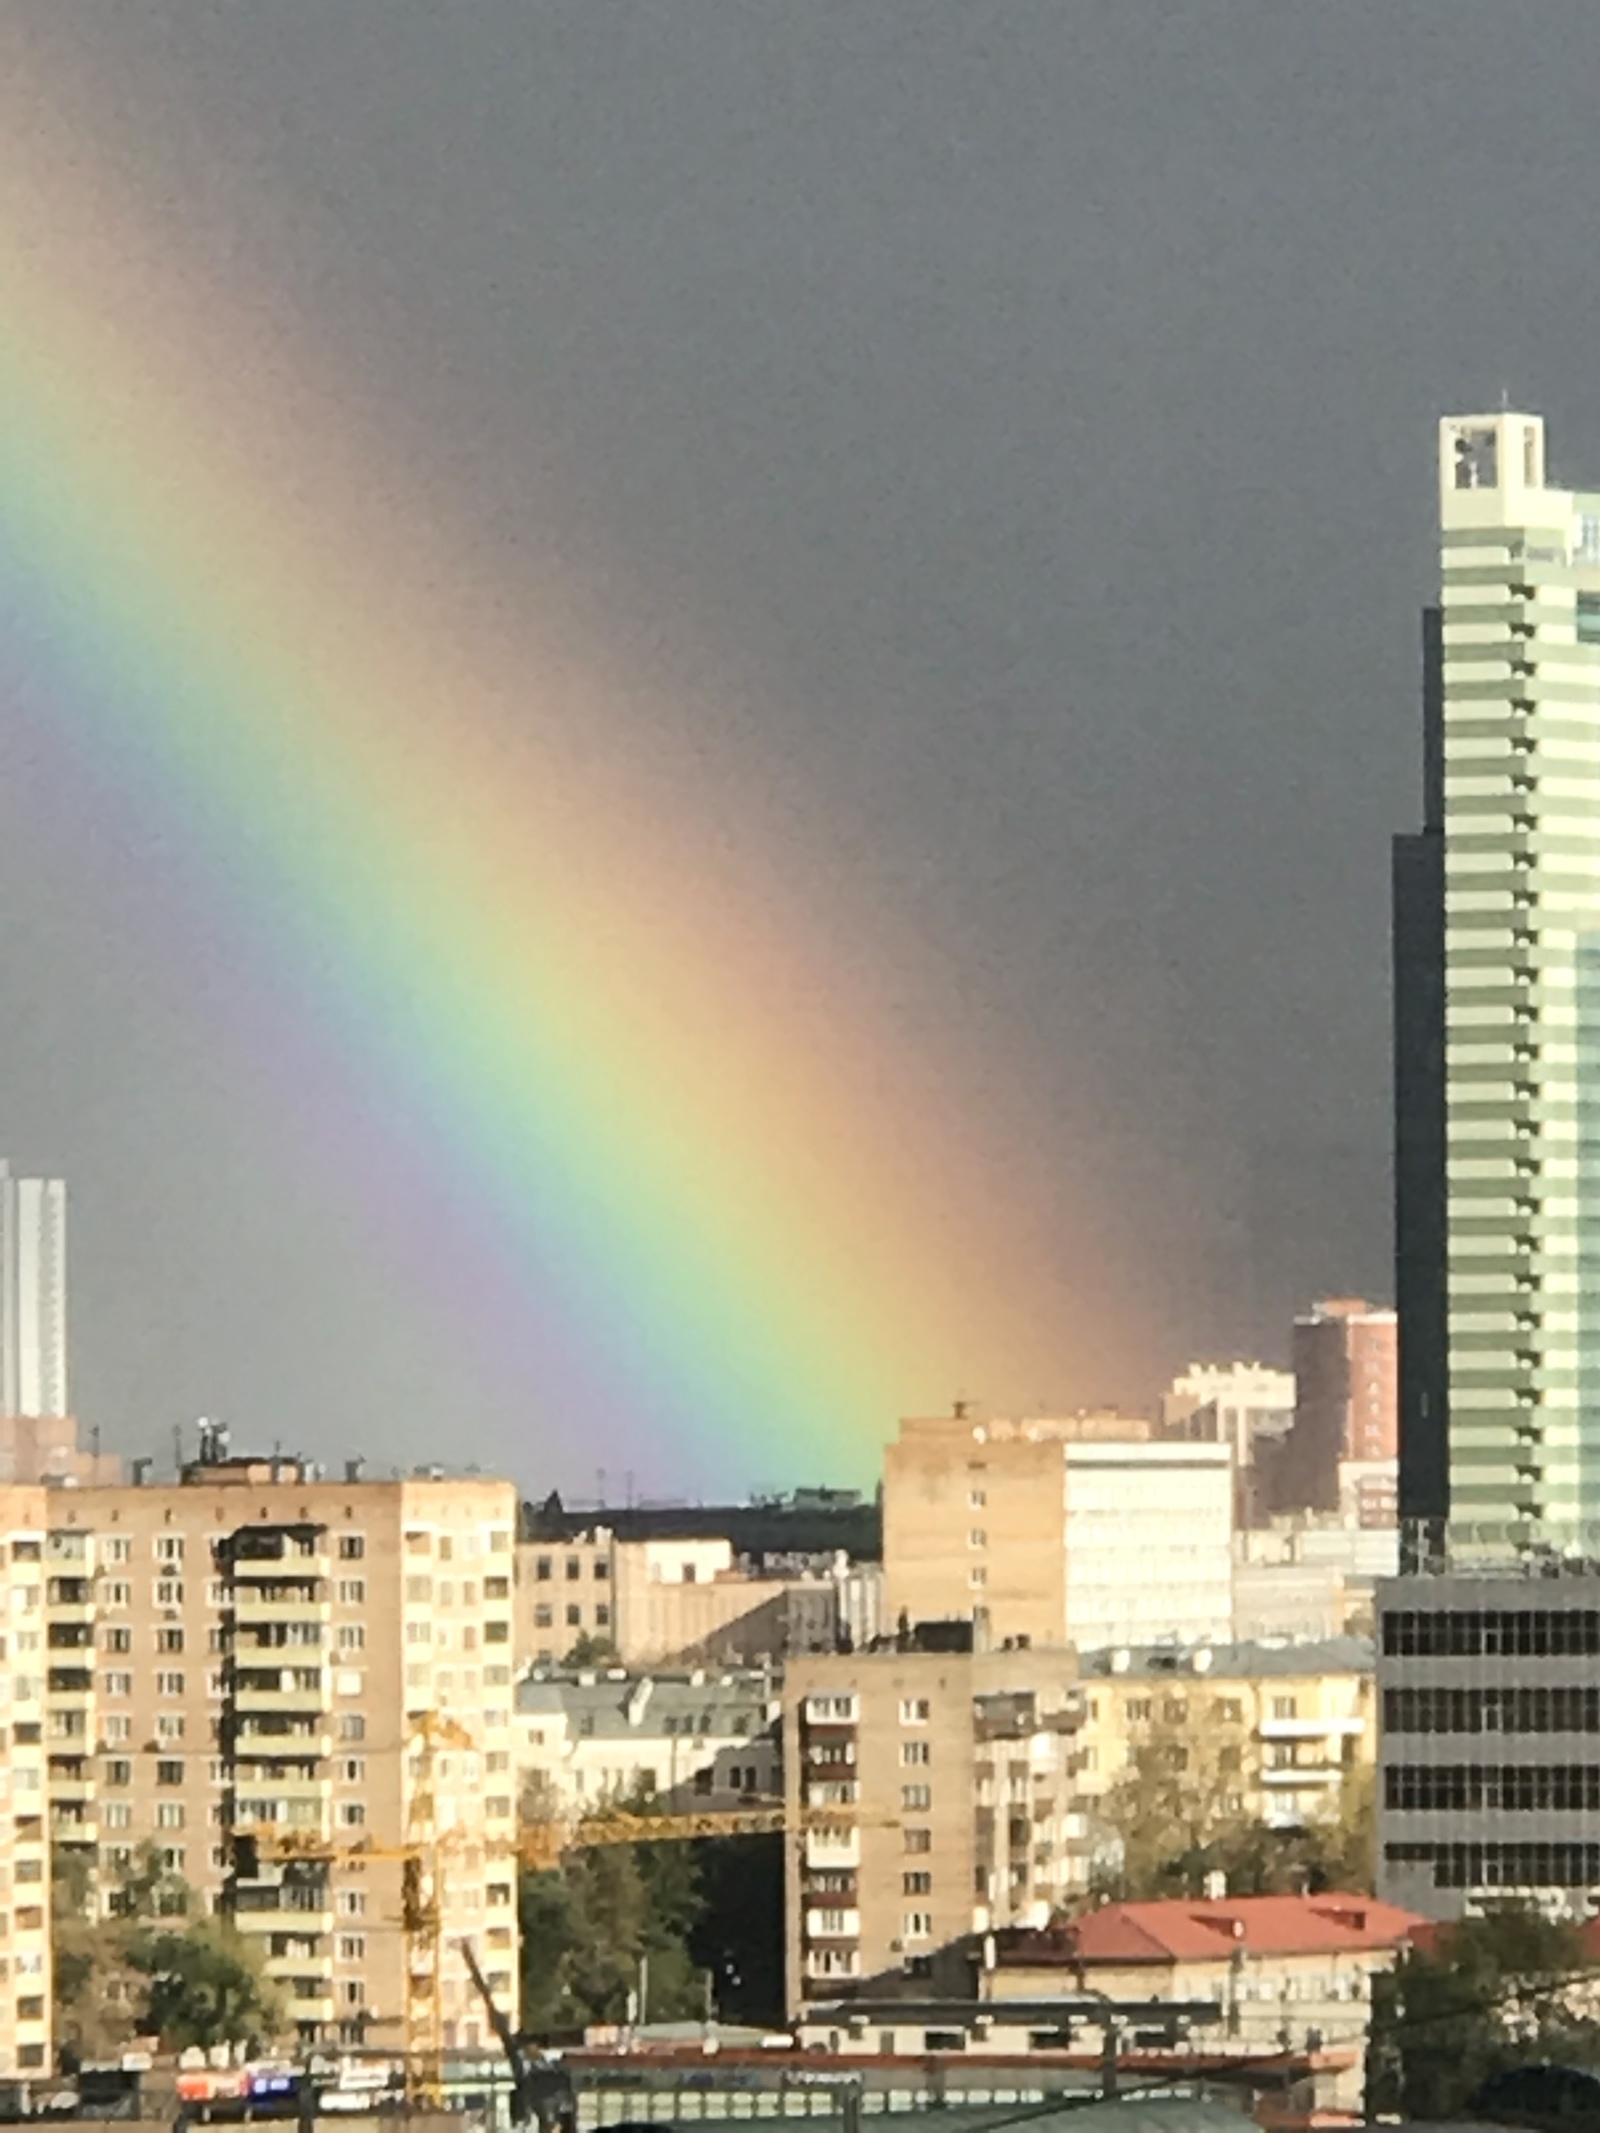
xmin=1367 ymin=1904 xmax=1600 ymax=2122
xmin=563 ymin=1631 xmax=621 ymax=1668
xmin=1087 ymin=1717 xmax=1377 ymax=1902
xmin=52 ymin=1845 xmax=285 ymax=2061
xmin=519 ymin=1796 xmax=710 ymax=2038
xmin=128 ymin=1915 xmax=286 ymax=2055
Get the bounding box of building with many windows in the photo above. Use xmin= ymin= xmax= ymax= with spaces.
xmin=1377 ymin=1567 xmax=1600 ymax=1917
xmin=1396 ymin=410 xmax=1600 ymax=1544
xmin=0 ymin=1487 xmax=52 ymax=2076
xmin=781 ymin=1645 xmax=1087 ymax=2012
xmin=0 ymin=1165 xmax=68 ymax=1421
xmin=884 ymin=1411 xmax=1232 ymax=1650
xmin=514 ymin=1665 xmax=780 ymax=1816
xmin=52 ymin=1447 xmax=519 ymax=2047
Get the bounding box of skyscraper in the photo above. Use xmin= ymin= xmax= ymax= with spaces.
xmin=1396 ymin=410 xmax=1600 ymax=1548
xmin=0 ymin=1161 xmax=68 ymax=1419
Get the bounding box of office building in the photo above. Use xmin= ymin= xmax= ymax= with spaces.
xmin=782 ymin=1645 xmax=1086 ymax=2010
xmin=0 ymin=1487 xmax=52 ymax=2076
xmin=1376 ymin=1566 xmax=1600 ymax=1918
xmin=0 ymin=1166 xmax=67 ymax=1421
xmin=1395 ymin=411 xmax=1600 ymax=1543
xmin=883 ymin=1411 xmax=1232 ymax=1649
xmin=1267 ymin=1300 xmax=1397 ymax=1519
xmin=53 ymin=1446 xmax=519 ymax=2047
xmin=515 ymin=1666 xmax=779 ymax=1816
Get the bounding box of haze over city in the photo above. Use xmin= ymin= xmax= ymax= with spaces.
xmin=3 ymin=3 xmax=1598 ymax=1488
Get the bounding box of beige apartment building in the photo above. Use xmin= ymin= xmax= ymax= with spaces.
xmin=883 ymin=1411 xmax=1232 ymax=1649
xmin=53 ymin=1450 xmax=520 ymax=2051
xmin=0 ymin=1486 xmax=51 ymax=2076
xmin=1073 ymin=1637 xmax=1376 ymax=1834
xmin=781 ymin=1645 xmax=1085 ymax=2014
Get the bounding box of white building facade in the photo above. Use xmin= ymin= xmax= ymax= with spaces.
xmin=1062 ymin=1440 xmax=1233 ymax=1647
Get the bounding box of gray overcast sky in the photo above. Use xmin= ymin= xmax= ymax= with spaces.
xmin=0 ymin=1 xmax=1591 ymax=1490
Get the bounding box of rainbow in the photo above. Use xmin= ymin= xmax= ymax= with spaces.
xmin=0 ymin=117 xmax=1095 ymax=1487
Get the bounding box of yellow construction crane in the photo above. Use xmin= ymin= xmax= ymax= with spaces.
xmin=240 ymin=1712 xmax=892 ymax=2098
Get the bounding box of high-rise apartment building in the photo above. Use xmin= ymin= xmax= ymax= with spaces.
xmin=52 ymin=1450 xmax=520 ymax=2049
xmin=782 ymin=1646 xmax=1085 ymax=2011
xmin=883 ymin=1412 xmax=1232 ymax=1649
xmin=1395 ymin=413 xmax=1600 ymax=1546
xmin=0 ymin=1166 xmax=68 ymax=1421
xmin=0 ymin=1487 xmax=52 ymax=2077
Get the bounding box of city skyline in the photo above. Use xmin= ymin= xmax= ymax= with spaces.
xmin=6 ymin=7 xmax=1599 ymax=1484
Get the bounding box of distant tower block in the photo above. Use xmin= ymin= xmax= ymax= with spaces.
xmin=0 ymin=1162 xmax=68 ymax=1419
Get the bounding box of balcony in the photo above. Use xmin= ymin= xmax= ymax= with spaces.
xmin=804 ymin=1909 xmax=861 ymax=1939
xmin=1258 ymin=1715 xmax=1364 ymax=1741
xmin=1261 ymin=1763 xmax=1341 ymax=1787
xmin=804 ymin=1827 xmax=860 ymax=1869
xmin=806 ymin=1781 xmax=859 ymax=1809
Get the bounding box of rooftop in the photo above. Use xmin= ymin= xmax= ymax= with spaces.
xmin=517 ymin=1666 xmax=778 ymax=1736
xmin=1078 ymin=1635 xmax=1373 ymax=1681
xmin=999 ymin=1892 xmax=1423 ymax=1968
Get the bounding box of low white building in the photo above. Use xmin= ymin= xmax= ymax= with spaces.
xmin=515 ymin=1665 xmax=781 ymax=1816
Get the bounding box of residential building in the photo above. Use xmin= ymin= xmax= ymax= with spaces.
xmin=781 ymin=1644 xmax=1086 ymax=2012
xmin=1376 ymin=1565 xmax=1600 ymax=1920
xmin=1073 ymin=1638 xmax=1375 ymax=1837
xmin=0 ymin=1415 xmax=122 ymax=1489
xmin=1396 ymin=410 xmax=1600 ymax=1544
xmin=59 ymin=1445 xmax=519 ymax=2047
xmin=515 ymin=1529 xmax=845 ymax=1670
xmin=988 ymin=1892 xmax=1424 ymax=2119
xmin=1265 ymin=1300 xmax=1397 ymax=1518
xmin=1163 ymin=1360 xmax=1294 ymax=1526
xmin=514 ymin=1666 xmax=779 ymax=1815
xmin=0 ymin=1166 xmax=67 ymax=1421
xmin=883 ymin=1410 xmax=1232 ymax=1649
xmin=0 ymin=1487 xmax=51 ymax=2076
xmin=1233 ymin=1522 xmax=1398 ymax=1642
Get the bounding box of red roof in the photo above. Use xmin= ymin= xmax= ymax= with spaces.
xmin=999 ymin=1892 xmax=1426 ymax=1967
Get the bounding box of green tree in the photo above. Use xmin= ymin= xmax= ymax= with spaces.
xmin=1367 ymin=1904 xmax=1600 ymax=2122
xmin=563 ymin=1631 xmax=621 ymax=1668
xmin=127 ymin=1915 xmax=286 ymax=2055
xmin=52 ymin=1845 xmax=285 ymax=2060
xmin=518 ymin=1797 xmax=709 ymax=2038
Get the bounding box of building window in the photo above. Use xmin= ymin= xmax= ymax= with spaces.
xmin=902 ymin=1872 xmax=932 ymax=1895
xmin=902 ymin=1741 xmax=930 ymax=1766
xmin=157 ymin=1715 xmax=185 ymax=1741
xmin=342 ymin=1759 xmax=366 ymax=1783
xmin=338 ymin=1714 xmax=366 ymax=1742
xmin=156 ymin=1672 xmax=185 ymax=1697
xmin=968 ymin=1530 xmax=987 ymax=1549
xmin=156 ymin=1761 xmax=184 ymax=1787
xmin=100 ymin=1626 xmax=131 ymax=1654
xmin=338 ymin=1936 xmax=366 ymax=1961
xmin=338 ymin=1535 xmax=365 ymax=1561
xmin=968 ymin=1489 xmax=986 ymax=1509
xmin=904 ymin=1829 xmax=932 ymax=1854
xmin=1271 ymin=1696 xmax=1299 ymax=1720
xmin=1126 ymin=1699 xmax=1152 ymax=1724
xmin=899 ymin=1700 xmax=930 ymax=1725
xmin=535 ymin=1556 xmax=552 ymax=1582
xmin=902 ymin=1912 xmax=933 ymax=1941
xmin=1218 ymin=1699 xmax=1243 ymax=1724
xmin=338 ymin=1626 xmax=366 ymax=1652
xmin=969 ymin=1567 xmax=987 ymax=1588
xmin=155 ymin=1538 xmax=184 ymax=1564
xmin=156 ymin=1803 xmax=185 ymax=1830
xmin=155 ymin=1580 xmax=184 ymax=1607
xmin=102 ymin=1539 xmax=130 ymax=1566
xmin=103 ymin=1716 xmax=131 ymax=1744
xmin=156 ymin=1628 xmax=184 ymax=1654
xmin=338 ymin=1803 xmax=366 ymax=1828
xmin=337 ymin=1891 xmax=367 ymax=1917
xmin=337 ymin=1580 xmax=366 ymax=1605
xmin=901 ymin=1784 xmax=931 ymax=1810
xmin=565 ymin=1605 xmax=581 ymax=1628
